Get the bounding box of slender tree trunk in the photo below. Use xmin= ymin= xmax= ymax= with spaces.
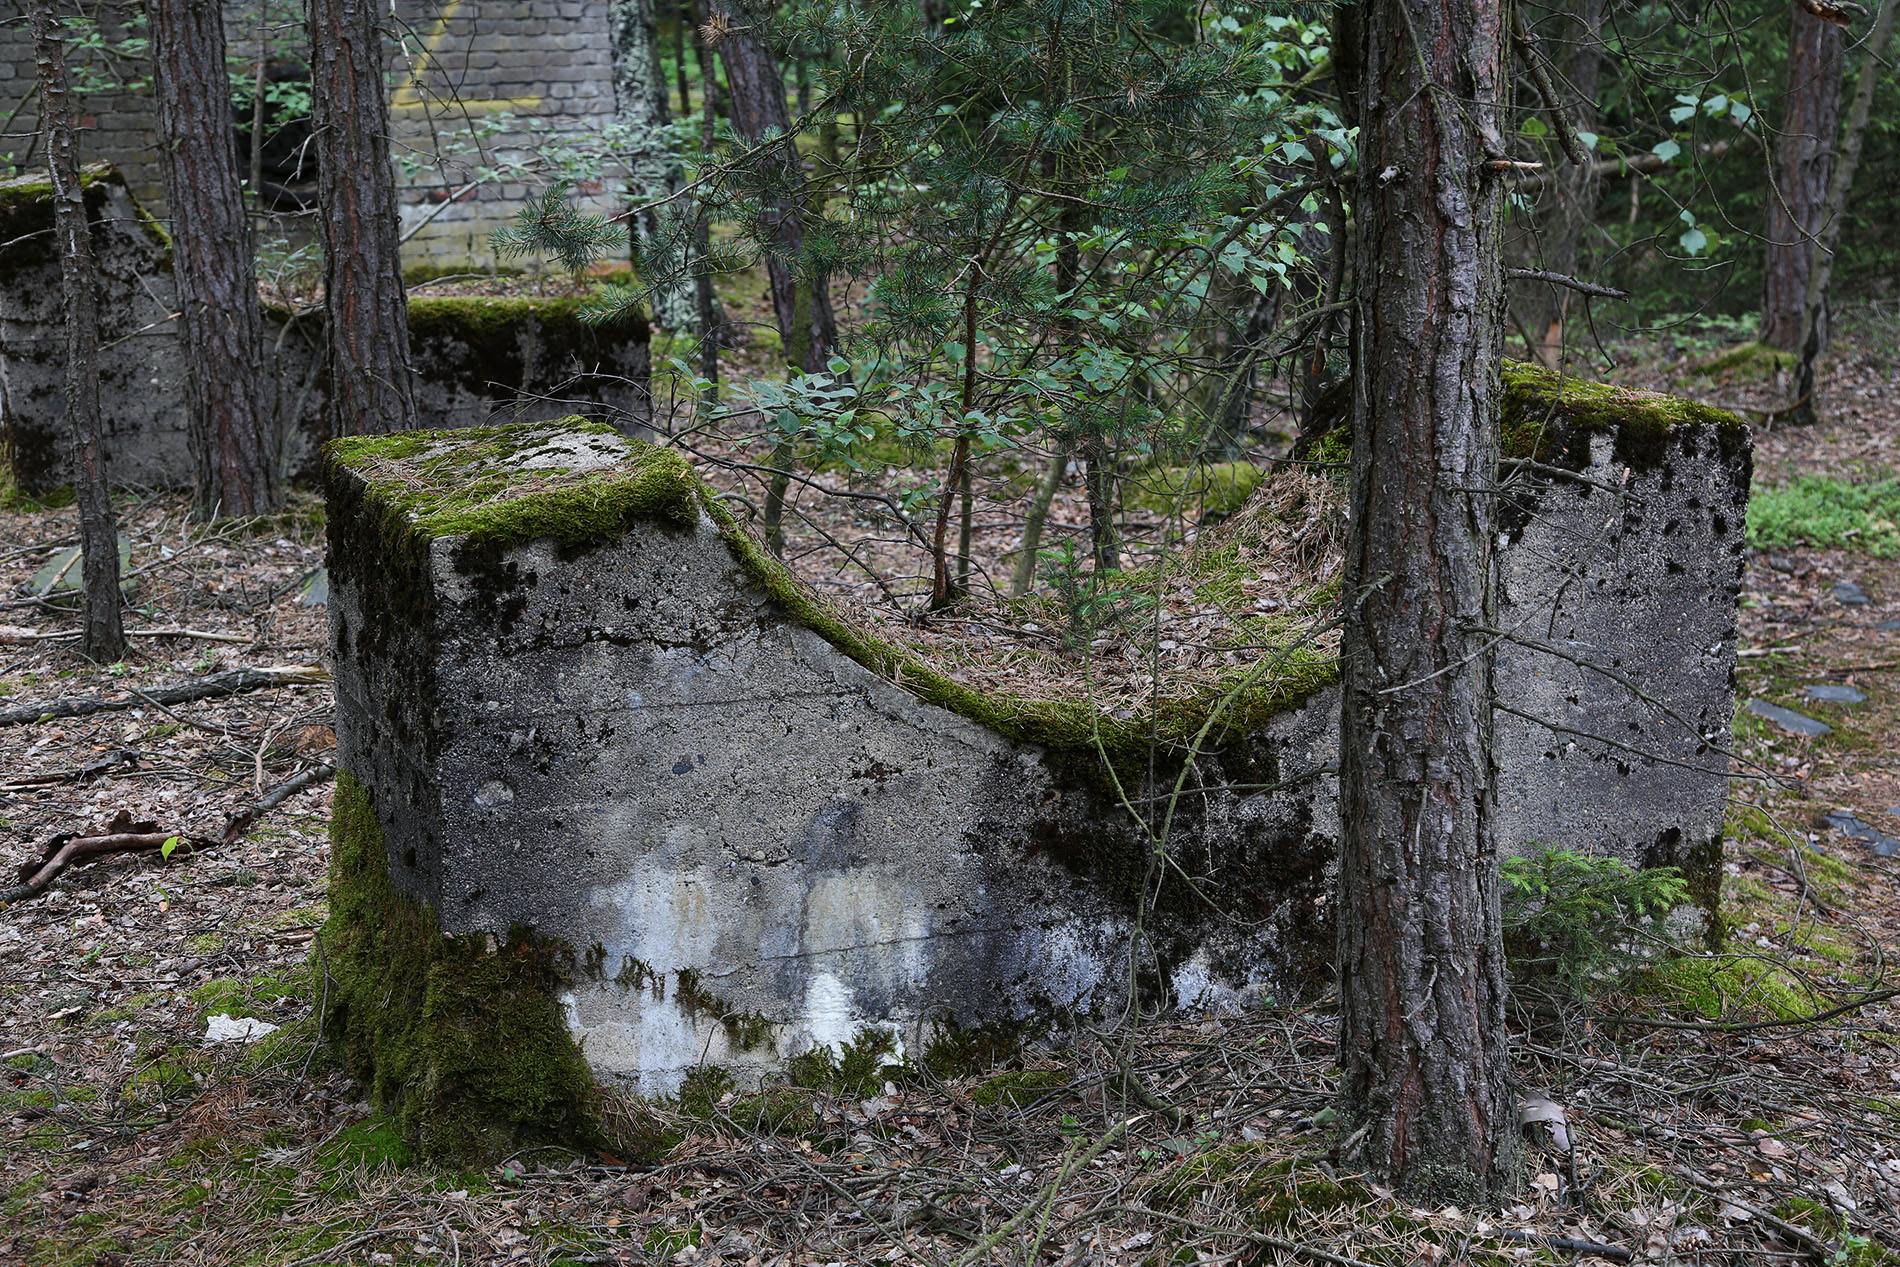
xmin=1761 ymin=3 xmax=1845 ymax=352
xmin=309 ymin=0 xmax=418 ymax=437
xmin=1336 ymin=0 xmax=1517 ymax=1203
xmin=1790 ymin=0 xmax=1897 ymax=424
xmin=712 ymin=1 xmax=837 ymax=372
xmin=1529 ymin=0 xmax=1604 ymax=366
xmin=613 ymin=0 xmax=696 ymax=331
xmin=28 ymin=0 xmax=125 ymax=663
xmin=692 ymin=6 xmax=723 ymax=401
xmin=674 ymin=0 xmax=692 ymax=119
xmin=1009 ymin=444 xmax=1068 ymax=597
xmin=152 ymin=0 xmax=279 ymax=519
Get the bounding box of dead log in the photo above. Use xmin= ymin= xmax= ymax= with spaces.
xmin=0 ymin=665 xmax=327 ymax=727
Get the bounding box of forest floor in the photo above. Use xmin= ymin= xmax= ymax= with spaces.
xmin=3 ymin=308 xmax=1900 ymax=1266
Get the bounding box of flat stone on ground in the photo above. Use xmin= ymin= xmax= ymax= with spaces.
xmin=1802 ymin=683 xmax=1867 ymax=704
xmin=1744 ymin=699 xmax=1832 ymax=737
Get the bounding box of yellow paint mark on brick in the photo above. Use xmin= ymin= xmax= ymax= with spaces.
xmin=393 ymin=0 xmax=545 ymax=114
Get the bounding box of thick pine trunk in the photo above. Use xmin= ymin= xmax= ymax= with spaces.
xmin=1761 ymin=4 xmax=1844 ymax=352
xmin=151 ymin=0 xmax=279 ymax=519
xmin=712 ymin=1 xmax=837 ymax=372
xmin=309 ymin=0 xmax=418 ymax=436
xmin=28 ymin=0 xmax=126 ymax=664
xmin=1337 ymin=0 xmax=1517 ymax=1203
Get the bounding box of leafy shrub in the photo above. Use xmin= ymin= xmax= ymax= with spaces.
xmin=1748 ymin=476 xmax=1900 ymax=557
xmin=1502 ymin=845 xmax=1690 ymax=994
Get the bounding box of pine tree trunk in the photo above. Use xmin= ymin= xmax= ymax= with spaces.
xmin=1761 ymin=3 xmax=1844 ymax=352
xmin=692 ymin=7 xmax=724 ymax=400
xmin=1336 ymin=0 xmax=1517 ymax=1203
xmin=309 ymin=0 xmax=418 ymax=437
xmin=612 ymin=0 xmax=696 ymax=332
xmin=28 ymin=0 xmax=125 ymax=663
xmin=1789 ymin=0 xmax=1897 ymax=424
xmin=1528 ymin=0 xmax=1604 ymax=366
xmin=152 ymin=0 xmax=279 ymax=519
xmin=712 ymin=1 xmax=837 ymax=372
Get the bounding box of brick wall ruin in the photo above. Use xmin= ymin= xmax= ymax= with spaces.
xmin=0 ymin=0 xmax=624 ymax=267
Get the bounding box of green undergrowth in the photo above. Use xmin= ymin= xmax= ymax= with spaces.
xmin=1156 ymin=1145 xmax=1374 ymax=1232
xmin=1124 ymin=461 xmax=1269 ymax=520
xmin=1747 ymin=475 xmax=1900 ymax=556
xmin=320 ymin=772 xmax=667 ymax=1162
xmin=1696 ymin=341 xmax=1796 ymax=378
xmin=969 ymin=1066 xmax=1071 ymax=1109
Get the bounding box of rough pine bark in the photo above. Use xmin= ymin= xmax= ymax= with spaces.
xmin=710 ymin=0 xmax=837 ymax=372
xmin=1336 ymin=0 xmax=1517 ymax=1202
xmin=151 ymin=0 xmax=280 ymax=518
xmin=612 ymin=0 xmax=697 ymax=331
xmin=29 ymin=0 xmax=126 ymax=663
xmin=1790 ymin=0 xmax=1898 ymax=423
xmin=309 ymin=0 xmax=418 ymax=436
xmin=1761 ymin=3 xmax=1844 ymax=352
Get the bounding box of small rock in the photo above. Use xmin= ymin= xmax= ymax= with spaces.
xmin=1765 ymin=553 xmax=1798 ymax=574
xmin=1831 ymin=580 xmax=1871 ymax=605
xmin=296 ymin=568 xmax=328 ymax=608
xmin=1802 ymin=683 xmax=1867 ymax=704
xmin=1743 ymin=699 xmax=1831 ymax=737
xmin=1878 ymin=619 xmax=1900 ymax=632
xmin=1819 ymin=812 xmax=1900 ymax=858
xmin=203 ymin=1013 xmax=279 ymax=1043
xmin=27 ymin=537 xmax=137 ymax=604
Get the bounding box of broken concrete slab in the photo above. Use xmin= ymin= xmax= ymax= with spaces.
xmin=323 ymin=385 xmax=1748 ymax=1151
xmin=1745 ymin=699 xmax=1832 ymax=737
xmin=0 ymin=169 xmax=652 ymax=494
xmin=1819 ymin=812 xmax=1900 ymax=858
xmin=1830 ymin=581 xmax=1871 ymax=605
xmin=1802 ymin=684 xmax=1866 ymax=704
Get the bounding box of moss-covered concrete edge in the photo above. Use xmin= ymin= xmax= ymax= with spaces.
xmin=325 ymin=420 xmax=1339 ymax=760
xmin=321 ymin=771 xmax=666 ymax=1162
xmin=1297 ymin=360 xmax=1750 ymax=468
xmin=0 ymin=163 xmax=172 ymax=260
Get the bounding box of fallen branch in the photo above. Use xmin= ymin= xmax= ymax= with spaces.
xmin=220 ymin=762 xmax=338 ymax=843
xmin=2 ymin=810 xmax=211 ymax=906
xmin=0 ymin=626 xmax=251 ymax=645
xmin=0 ymin=746 xmax=139 ymax=791
xmin=0 ymin=665 xmax=327 ymax=727
xmin=1507 ymin=268 xmax=1632 ymax=301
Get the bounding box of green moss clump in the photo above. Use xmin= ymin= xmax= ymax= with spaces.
xmin=1157 ymin=1147 xmax=1365 ymax=1230
xmin=1697 ymin=341 xmax=1795 ymax=378
xmin=1125 ymin=462 xmax=1269 ymax=519
xmin=1499 ymin=360 xmax=1747 ymax=463
xmin=970 ymin=1067 xmax=1070 ymax=1109
xmin=328 ymin=419 xmax=700 ymax=557
xmin=321 ymin=773 xmax=640 ymax=1162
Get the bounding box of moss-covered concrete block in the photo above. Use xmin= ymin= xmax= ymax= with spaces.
xmin=1 ymin=169 xmax=651 ymax=493
xmin=321 ymin=371 xmax=1748 ymax=1150
xmin=323 ymin=421 xmax=1344 ymax=1126
xmin=0 ymin=167 xmax=187 ymax=491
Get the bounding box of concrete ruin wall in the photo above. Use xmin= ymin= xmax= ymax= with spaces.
xmin=322 ymin=398 xmax=1749 ymax=1101
xmin=0 ymin=169 xmax=650 ymax=492
xmin=0 ymin=0 xmax=621 ymax=266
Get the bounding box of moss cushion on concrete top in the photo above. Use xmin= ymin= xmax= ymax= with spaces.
xmin=325 ymin=419 xmax=1335 ymax=755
